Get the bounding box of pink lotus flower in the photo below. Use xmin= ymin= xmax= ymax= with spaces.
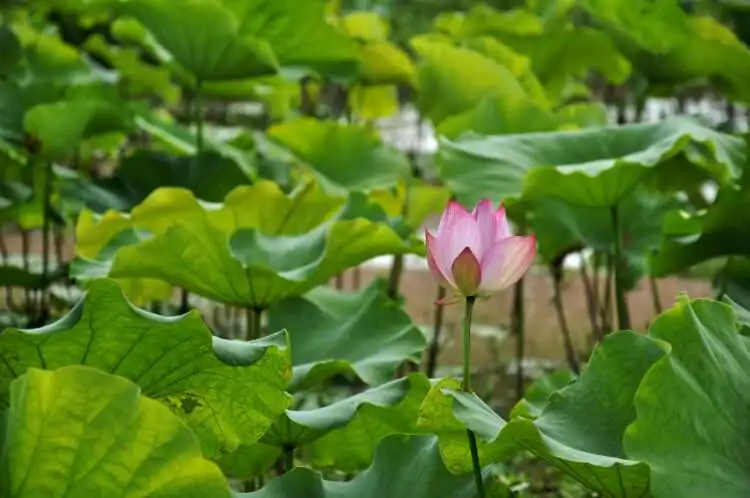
xmin=426 ymin=200 xmax=537 ymax=305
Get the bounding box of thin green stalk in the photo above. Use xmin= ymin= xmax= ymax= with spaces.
xmin=610 ymin=205 xmax=631 ymax=330
xmin=462 ymin=296 xmax=485 ymax=498
xmin=551 ymin=265 xmax=580 ymax=374
xmin=246 ymin=307 xmax=263 ymax=340
xmin=192 ymin=79 xmax=204 ymax=184
xmin=579 ymin=255 xmax=602 ymax=341
xmin=511 ymin=275 xmax=525 ymax=402
xmin=282 ymin=446 xmax=294 ymax=474
xmin=648 ymin=271 xmax=663 ymax=315
xmin=39 ymin=159 xmax=54 ymax=323
xmin=425 ymin=285 xmax=447 ymax=377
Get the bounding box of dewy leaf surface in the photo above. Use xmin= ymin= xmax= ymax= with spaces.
xmin=71 ymin=181 xmax=420 ymax=307
xmin=239 ymin=435 xmax=486 ymax=498
xmin=0 ymin=365 xmax=231 ymax=498
xmin=439 ymin=116 xmax=744 ymax=207
xmin=625 ymin=298 xmax=750 ymax=498
xmin=0 ymin=279 xmax=291 ymax=456
xmin=268 ymin=280 xmax=426 ymax=390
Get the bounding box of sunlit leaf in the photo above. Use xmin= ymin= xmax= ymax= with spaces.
xmin=0 ymin=278 xmax=292 ymax=456
xmin=0 ymin=366 xmax=231 ymax=498
xmin=71 ymin=182 xmax=420 ymax=307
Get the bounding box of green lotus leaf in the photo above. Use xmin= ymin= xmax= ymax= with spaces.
xmin=357 ymin=41 xmax=416 ymax=86
xmin=0 ymin=278 xmax=292 ymax=456
xmin=651 ymin=186 xmax=750 ymax=276
xmin=268 ymin=280 xmax=426 ymax=390
xmin=500 ymin=27 xmax=631 ymax=89
xmin=84 ymin=33 xmax=181 ymax=104
xmin=625 ymin=298 xmax=750 ymax=497
xmin=109 ymin=150 xmax=253 ymax=205
xmin=222 ymin=373 xmax=431 ymax=478
xmin=417 ymin=378 xmax=517 ymax=474
xmin=425 ymin=332 xmax=662 ymax=496
xmin=238 ymin=435 xmax=488 ymax=498
xmin=410 ymin=35 xmax=530 ymax=125
xmin=114 ymin=0 xmax=278 ymax=81
xmin=224 ymin=0 xmax=359 ymax=78
xmin=0 ymin=365 xmax=231 ymax=498
xmin=529 ymin=187 xmax=681 ymax=265
xmin=24 ymin=99 xmax=134 ymax=158
xmin=302 ymin=373 xmax=431 ymax=471
xmin=439 ymin=116 xmax=744 ymax=207
xmin=578 ymin=0 xmax=689 ymax=52
xmin=71 ymin=181 xmax=420 ymax=307
xmin=341 ymin=11 xmax=390 ymax=42
xmin=268 ymin=117 xmax=410 ymax=192
xmin=509 ymin=369 xmax=576 ymax=419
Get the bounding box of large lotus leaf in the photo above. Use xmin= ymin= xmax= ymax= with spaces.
xmin=223 ymin=373 xmax=431 ymax=478
xmin=651 ymin=186 xmax=750 ymax=276
xmin=84 ymin=33 xmax=180 ymax=104
xmin=0 ymin=278 xmax=292 ymax=456
xmin=24 ymin=99 xmax=133 ymax=158
xmin=410 ymin=35 xmax=529 ymax=125
xmin=577 ymin=0 xmax=689 ymax=52
xmin=115 ymin=0 xmax=278 ymax=81
xmin=625 ymin=298 xmax=750 ymax=497
xmin=438 ymin=116 xmax=744 ymax=207
xmin=529 ymin=187 xmax=681 ymax=265
xmin=357 ymin=41 xmax=416 ymax=86
xmin=341 ymin=11 xmax=390 ymax=41
xmin=224 ymin=0 xmax=359 ymax=78
xmin=447 ymin=331 xmax=662 ymax=496
xmin=267 ymin=118 xmax=410 ymax=192
xmin=498 ymin=28 xmax=631 ymax=88
xmin=72 ymin=182 xmax=420 ymax=307
xmin=303 ymin=373 xmax=431 ymax=471
xmin=240 ymin=435 xmax=487 ymax=498
xmin=268 ymin=280 xmax=426 ymax=390
xmin=107 ymin=150 xmax=252 ymax=205
xmin=0 ymin=366 xmax=231 ymax=498
xmin=446 ymin=11 xmax=630 ymax=91
xmin=416 ymin=378 xmax=517 ymax=474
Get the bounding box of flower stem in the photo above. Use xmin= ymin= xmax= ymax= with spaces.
xmin=610 ymin=204 xmax=631 ymax=330
xmin=462 ymin=296 xmax=485 ymax=498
